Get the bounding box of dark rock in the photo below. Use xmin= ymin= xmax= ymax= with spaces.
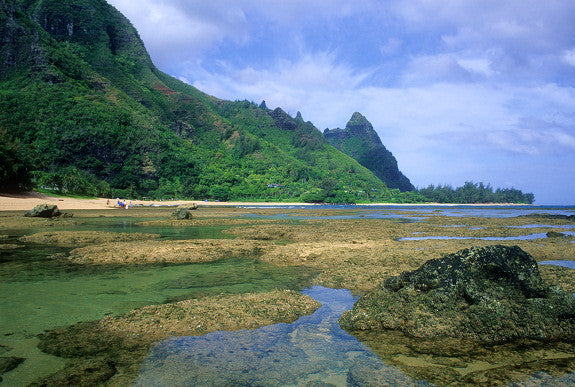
xmin=547 ymin=231 xmax=567 ymax=238
xmin=270 ymin=108 xmax=297 ymax=131
xmin=24 ymin=204 xmax=61 ymax=218
xmin=32 ymin=358 xmax=116 ymax=386
xmin=0 ymin=356 xmax=25 ymax=375
xmin=519 ymin=213 xmax=575 ymax=222
xmin=170 ymin=204 xmax=197 ymax=220
xmin=339 ymin=245 xmax=575 ymax=343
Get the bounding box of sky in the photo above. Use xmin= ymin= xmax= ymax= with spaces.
xmin=106 ymin=0 xmax=575 ymax=205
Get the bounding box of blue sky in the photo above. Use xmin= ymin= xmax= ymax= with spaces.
xmin=107 ymin=0 xmax=575 ymax=205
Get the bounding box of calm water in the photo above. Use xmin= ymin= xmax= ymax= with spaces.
xmin=134 ymin=286 xmax=425 ymax=386
xmin=240 ymin=204 xmax=575 ymax=220
xmin=398 ymin=231 xmax=575 ymax=241
xmin=0 ymin=215 xmax=316 ymax=385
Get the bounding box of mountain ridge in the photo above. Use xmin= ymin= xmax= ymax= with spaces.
xmin=324 ymin=112 xmax=414 ymax=192
xmin=1 ymin=0 xmax=414 ymax=203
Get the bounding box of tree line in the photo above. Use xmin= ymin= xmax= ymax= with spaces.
xmin=416 ymin=182 xmax=535 ymax=204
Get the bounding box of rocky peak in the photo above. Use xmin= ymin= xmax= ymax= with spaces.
xmin=345 ymin=112 xmax=382 ymax=146
xmin=270 ymin=108 xmax=297 ymax=131
xmin=324 ymin=112 xmax=414 ymax=192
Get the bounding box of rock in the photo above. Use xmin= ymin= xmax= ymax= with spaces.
xmin=24 ymin=204 xmax=61 ymax=218
xmin=520 ymin=213 xmax=575 ymax=222
xmin=33 ymin=358 xmax=116 ymax=386
xmin=170 ymin=204 xmax=197 ymax=220
xmin=339 ymin=245 xmax=575 ymax=344
xmin=547 ymin=231 xmax=567 ymax=238
xmin=0 ymin=356 xmax=25 ymax=375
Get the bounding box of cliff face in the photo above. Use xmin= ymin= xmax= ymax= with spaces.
xmin=324 ymin=113 xmax=414 ymax=192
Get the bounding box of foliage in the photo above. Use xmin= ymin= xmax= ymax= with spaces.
xmin=0 ymin=127 xmax=31 ymax=191
xmin=417 ymin=182 xmax=535 ymax=204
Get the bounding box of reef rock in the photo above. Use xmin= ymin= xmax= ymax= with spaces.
xmin=339 ymin=245 xmax=575 ymax=343
xmin=24 ymin=204 xmax=61 ymax=218
xmin=170 ymin=204 xmax=197 ymax=220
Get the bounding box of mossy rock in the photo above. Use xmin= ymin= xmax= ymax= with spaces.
xmin=339 ymin=245 xmax=575 ymax=343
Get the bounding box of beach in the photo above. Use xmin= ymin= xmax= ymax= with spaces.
xmin=0 ymin=192 xmax=306 ymax=211
xmin=0 ymin=192 xmax=528 ymax=212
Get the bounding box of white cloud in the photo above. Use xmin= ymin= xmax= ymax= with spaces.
xmin=563 ymin=49 xmax=575 ymax=67
xmin=192 ymin=52 xmax=372 ymax=114
xmin=107 ymin=0 xmax=250 ymax=69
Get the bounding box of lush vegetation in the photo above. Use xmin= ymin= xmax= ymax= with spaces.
xmin=324 ymin=112 xmax=414 ymax=192
xmin=417 ymin=182 xmax=535 ymax=204
xmin=0 ymin=0 xmax=535 ymax=205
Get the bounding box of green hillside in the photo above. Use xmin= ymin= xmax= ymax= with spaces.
xmin=0 ymin=0 xmax=405 ymax=203
xmin=324 ymin=112 xmax=414 ymax=192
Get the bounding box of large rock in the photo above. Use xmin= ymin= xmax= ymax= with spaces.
xmin=339 ymin=245 xmax=575 ymax=343
xmin=24 ymin=204 xmax=61 ymax=218
xmin=170 ymin=204 xmax=197 ymax=220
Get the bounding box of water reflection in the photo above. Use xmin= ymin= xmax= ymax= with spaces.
xmin=134 ymin=287 xmax=425 ymax=386
xmin=398 ymin=231 xmax=575 ymax=241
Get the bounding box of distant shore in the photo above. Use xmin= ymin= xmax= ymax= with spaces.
xmin=0 ymin=192 xmax=533 ymax=212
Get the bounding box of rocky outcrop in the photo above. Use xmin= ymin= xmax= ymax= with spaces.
xmin=339 ymin=245 xmax=575 ymax=343
xmin=520 ymin=213 xmax=575 ymax=222
xmin=270 ymin=108 xmax=297 ymax=131
xmin=0 ymin=356 xmax=25 ymax=382
xmin=24 ymin=204 xmax=62 ymax=218
xmin=170 ymin=204 xmax=197 ymax=220
xmin=324 ymin=113 xmax=414 ymax=192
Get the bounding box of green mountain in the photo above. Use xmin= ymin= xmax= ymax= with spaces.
xmin=0 ymin=0 xmax=400 ymax=203
xmin=324 ymin=113 xmax=414 ymax=192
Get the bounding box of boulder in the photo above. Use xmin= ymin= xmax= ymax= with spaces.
xmin=339 ymin=245 xmax=575 ymax=343
xmin=24 ymin=204 xmax=61 ymax=218
xmin=170 ymin=205 xmax=197 ymax=220
xmin=546 ymin=231 xmax=567 ymax=238
xmin=0 ymin=356 xmax=25 ymax=376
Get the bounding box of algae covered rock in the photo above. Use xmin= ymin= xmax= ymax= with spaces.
xmin=339 ymin=245 xmax=575 ymax=343
xmin=170 ymin=204 xmax=197 ymax=220
xmin=24 ymin=204 xmax=62 ymax=218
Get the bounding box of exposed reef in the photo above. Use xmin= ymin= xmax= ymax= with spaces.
xmin=339 ymin=245 xmax=575 ymax=343
xmin=19 ymin=231 xmax=160 ymax=246
xmin=36 ymin=290 xmax=320 ymax=385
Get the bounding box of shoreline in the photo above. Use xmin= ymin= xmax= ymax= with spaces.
xmin=0 ymin=192 xmax=536 ymax=212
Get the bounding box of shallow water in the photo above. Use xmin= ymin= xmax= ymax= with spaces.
xmin=540 ymin=260 xmax=575 ymax=269
xmin=135 ymin=285 xmax=575 ymax=386
xmin=134 ymin=286 xmax=425 ymax=386
xmin=239 ymin=204 xmax=575 ymax=219
xmin=398 ymin=231 xmax=575 ymax=241
xmin=0 ymin=216 xmax=316 ymax=385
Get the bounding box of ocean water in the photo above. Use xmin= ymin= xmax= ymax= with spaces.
xmin=239 ymin=204 xmax=575 ymax=220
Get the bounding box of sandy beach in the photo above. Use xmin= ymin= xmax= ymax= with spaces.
xmin=0 ymin=192 xmax=526 ymax=212
xmin=0 ymin=192 xmax=309 ymax=211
